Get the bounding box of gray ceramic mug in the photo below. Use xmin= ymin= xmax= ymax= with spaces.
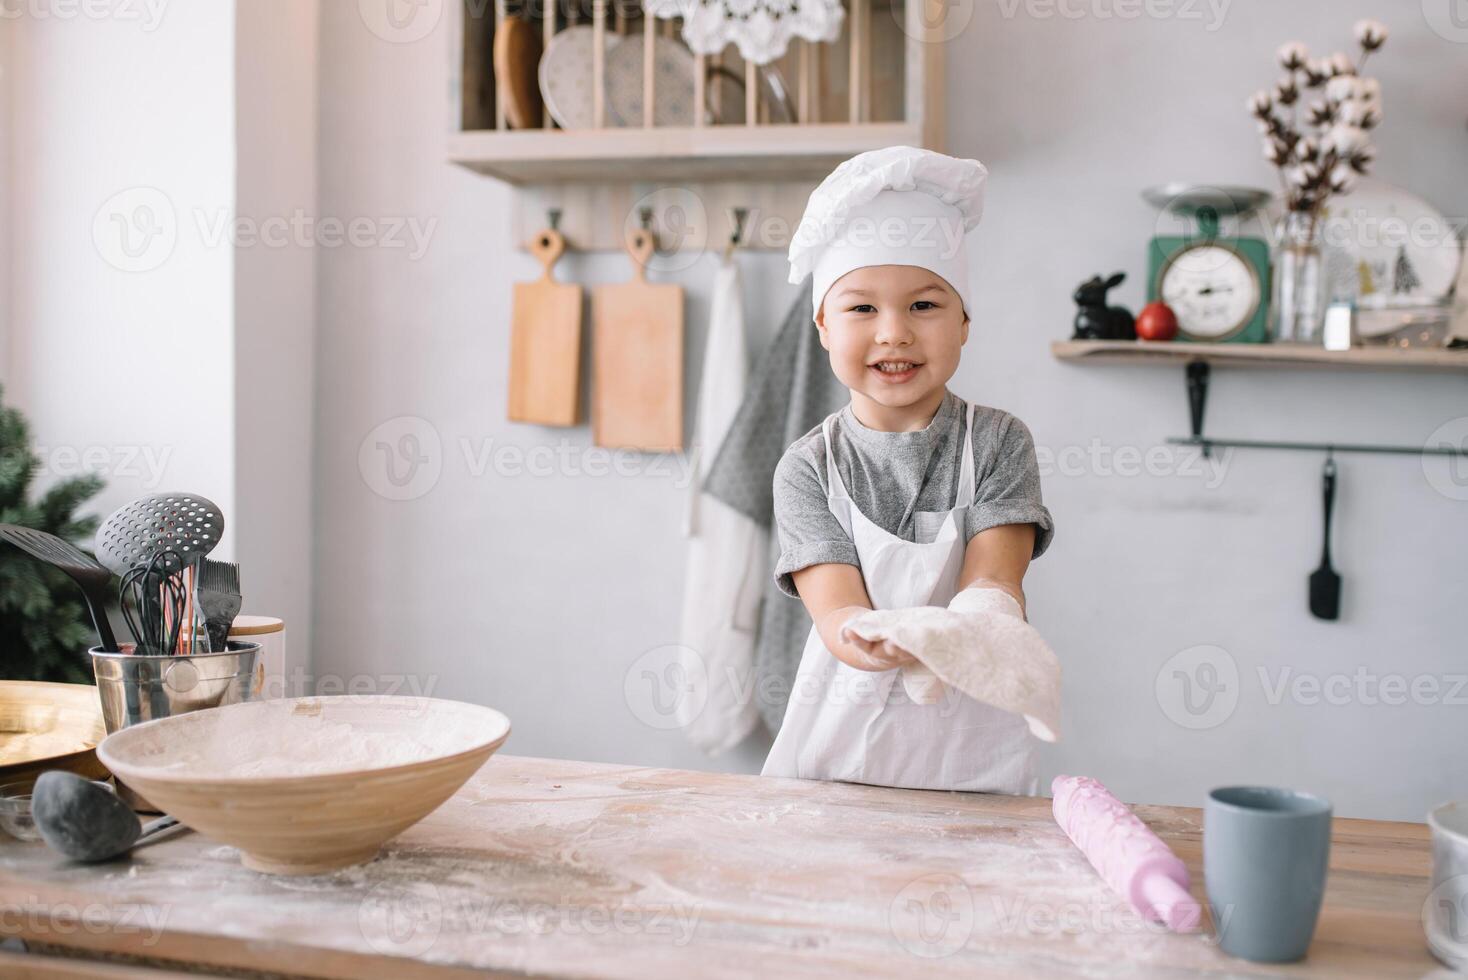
xmin=1204 ymin=786 xmax=1332 ymax=962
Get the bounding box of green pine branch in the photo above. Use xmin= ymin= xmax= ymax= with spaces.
xmin=0 ymin=383 xmax=107 ymax=684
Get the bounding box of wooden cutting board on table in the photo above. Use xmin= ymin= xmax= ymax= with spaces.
xmin=592 ymin=228 xmax=683 ymax=451
xmin=507 ymin=226 xmax=581 ymax=426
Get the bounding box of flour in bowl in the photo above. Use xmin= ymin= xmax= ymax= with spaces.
xmin=201 ymin=721 xmax=452 ymax=778
xmin=144 ymin=698 xmax=500 ymax=779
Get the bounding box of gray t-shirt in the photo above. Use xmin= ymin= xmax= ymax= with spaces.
xmin=773 ymin=390 xmax=1054 ymax=598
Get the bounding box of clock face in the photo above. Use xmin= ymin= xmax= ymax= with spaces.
xmin=1158 ymin=244 xmax=1262 ymax=340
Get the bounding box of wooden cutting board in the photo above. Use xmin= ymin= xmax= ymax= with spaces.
xmin=492 ymin=15 xmax=542 ymax=130
xmin=507 ymin=227 xmax=581 ymax=426
xmin=592 ymin=228 xmax=683 ymax=451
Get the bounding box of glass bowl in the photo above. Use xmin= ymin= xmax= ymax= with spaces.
xmin=0 ymin=780 xmax=40 ymax=841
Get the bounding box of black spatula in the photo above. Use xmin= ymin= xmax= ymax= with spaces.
xmin=0 ymin=524 xmax=120 ymax=650
xmin=1308 ymin=458 xmax=1341 ymax=621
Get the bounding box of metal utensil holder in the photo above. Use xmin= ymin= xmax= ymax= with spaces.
xmin=89 ymin=642 xmax=260 ymax=812
xmin=90 ymin=642 xmax=260 ymax=734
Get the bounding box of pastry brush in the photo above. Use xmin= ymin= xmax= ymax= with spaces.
xmin=196 ymin=559 xmax=242 ymax=651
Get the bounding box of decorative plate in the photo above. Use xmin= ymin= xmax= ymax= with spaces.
xmin=605 ymin=33 xmax=699 ymax=128
xmin=539 ymin=26 xmax=626 ymax=130
xmin=1319 ymin=178 xmax=1463 ymax=324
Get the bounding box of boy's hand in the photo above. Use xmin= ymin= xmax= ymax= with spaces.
xmin=838 ymin=611 xmax=916 ymax=670
xmin=792 ymin=566 xmax=918 ymax=672
xmin=957 ymin=576 xmax=1027 ymax=620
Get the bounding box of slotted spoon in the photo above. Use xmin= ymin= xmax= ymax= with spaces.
xmin=94 ymin=493 xmax=224 ymax=576
xmin=0 ymin=525 xmax=119 ymax=651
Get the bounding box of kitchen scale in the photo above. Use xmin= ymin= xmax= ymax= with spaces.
xmin=1144 ymin=184 xmax=1273 ymax=344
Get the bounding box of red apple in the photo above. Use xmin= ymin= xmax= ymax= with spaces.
xmin=1136 ymin=301 xmax=1179 ymax=342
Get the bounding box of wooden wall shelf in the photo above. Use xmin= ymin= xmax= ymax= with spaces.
xmin=1050 ymin=340 xmax=1468 ymax=374
xmin=447 ymin=122 xmax=929 ymax=185
xmin=447 ymin=0 xmax=946 ymax=249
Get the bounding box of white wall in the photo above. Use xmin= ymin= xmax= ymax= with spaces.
xmin=5 ymin=3 xmax=237 ymax=542
xmin=3 ymin=2 xmax=320 ymax=666
xmin=0 ymin=15 xmax=12 ymax=382
xmin=234 ymin=0 xmax=320 ymax=681
xmin=312 ymin=0 xmax=784 ymax=775
xmin=8 ymin=1 xmax=1459 ymax=819
xmin=313 ymin=0 xmax=1467 ymax=819
xmin=961 ymin=1 xmax=1468 ymax=819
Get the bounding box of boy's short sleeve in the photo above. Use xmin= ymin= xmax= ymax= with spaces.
xmin=966 ymin=414 xmax=1054 ymax=558
xmin=772 ymin=446 xmax=858 ymax=598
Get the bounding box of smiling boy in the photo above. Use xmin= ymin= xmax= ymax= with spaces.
xmin=761 ymin=147 xmax=1054 ymax=794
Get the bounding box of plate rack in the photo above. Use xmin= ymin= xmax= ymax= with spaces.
xmin=446 ymin=0 xmax=948 ymax=251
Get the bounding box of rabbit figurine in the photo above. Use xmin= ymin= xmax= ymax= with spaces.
xmin=1072 ymin=273 xmax=1136 ymax=340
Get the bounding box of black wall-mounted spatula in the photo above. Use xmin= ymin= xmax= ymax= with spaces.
xmin=0 ymin=524 xmax=120 ymax=650
xmin=1309 ymin=457 xmax=1341 ymax=621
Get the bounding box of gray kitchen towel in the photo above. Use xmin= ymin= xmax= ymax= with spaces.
xmin=703 ymin=275 xmax=848 ymax=736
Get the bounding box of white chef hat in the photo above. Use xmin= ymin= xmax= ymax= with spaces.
xmin=787 ymin=145 xmax=988 ymax=324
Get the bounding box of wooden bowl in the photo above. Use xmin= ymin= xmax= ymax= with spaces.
xmin=0 ymin=681 xmax=109 ymax=785
xmin=97 ymin=696 xmax=510 ymax=875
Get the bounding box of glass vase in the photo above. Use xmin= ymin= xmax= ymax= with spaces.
xmin=1271 ymin=210 xmax=1328 ymax=344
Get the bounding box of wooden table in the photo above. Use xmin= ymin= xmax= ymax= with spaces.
xmin=0 ymin=756 xmax=1437 ymax=978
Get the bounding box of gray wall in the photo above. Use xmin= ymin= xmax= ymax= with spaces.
xmin=314 ymin=0 xmax=1468 ymax=819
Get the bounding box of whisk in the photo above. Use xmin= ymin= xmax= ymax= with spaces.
xmin=119 ymin=549 xmax=190 ymax=656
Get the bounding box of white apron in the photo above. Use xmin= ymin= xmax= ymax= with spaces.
xmin=762 ymin=401 xmax=1038 ymax=794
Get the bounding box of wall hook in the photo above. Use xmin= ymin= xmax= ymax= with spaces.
xmin=546 ymin=208 xmax=561 ymax=232
xmin=637 ymin=206 xmax=658 ymax=250
xmin=723 ymin=207 xmax=749 ymax=261
xmin=728 ymin=207 xmax=748 ymax=246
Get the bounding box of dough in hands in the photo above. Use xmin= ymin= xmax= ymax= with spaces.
xmin=841 ymin=587 xmax=1061 ymax=742
xmin=898 ymin=661 xmax=946 ymax=704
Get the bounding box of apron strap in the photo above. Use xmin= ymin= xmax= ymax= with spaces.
xmin=820 ymin=413 xmax=849 ymax=501
xmin=821 ymin=412 xmax=858 ymax=541
xmin=956 ymin=401 xmax=978 ymax=505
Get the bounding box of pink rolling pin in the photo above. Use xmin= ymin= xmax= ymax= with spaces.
xmin=1052 ymin=775 xmax=1202 ymax=933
